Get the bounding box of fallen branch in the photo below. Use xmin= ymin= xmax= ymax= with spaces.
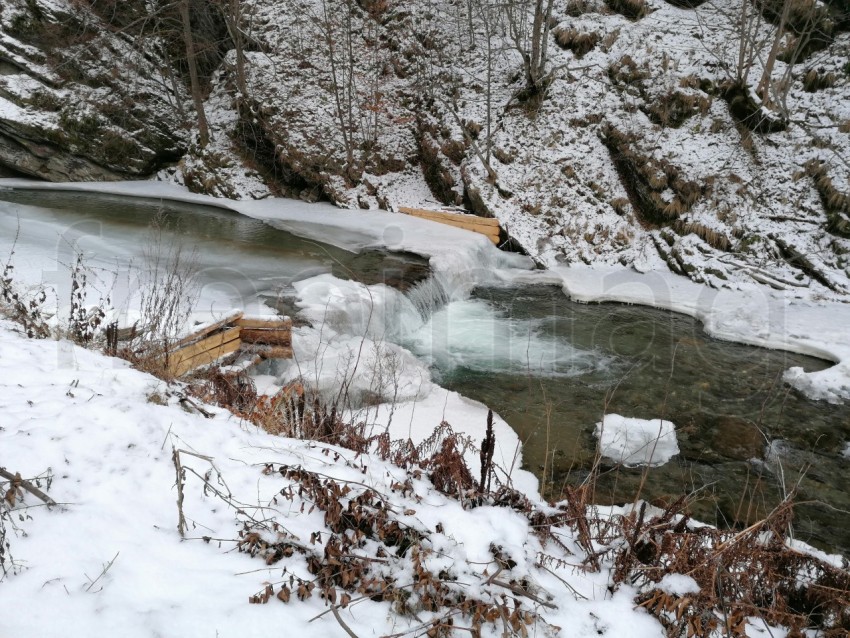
xmin=0 ymin=467 xmax=57 ymax=507
xmin=331 ymin=604 xmax=361 ymax=638
xmin=171 ymin=448 xmax=188 ymax=538
xmin=178 ymin=395 xmax=215 ymax=418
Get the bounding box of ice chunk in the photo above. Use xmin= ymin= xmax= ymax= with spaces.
xmin=594 ymin=414 xmax=679 ymax=467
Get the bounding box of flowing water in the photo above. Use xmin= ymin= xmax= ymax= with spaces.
xmin=414 ymin=286 xmax=850 ymax=554
xmin=2 ymin=188 xmax=849 ymax=555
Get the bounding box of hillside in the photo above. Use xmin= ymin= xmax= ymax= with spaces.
xmin=0 ymin=0 xmax=849 ymax=293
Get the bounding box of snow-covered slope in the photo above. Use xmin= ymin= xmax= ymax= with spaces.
xmin=0 ymin=323 xmax=669 ymax=637
xmin=176 ymin=0 xmax=850 ymax=296
xmin=2 ymin=0 xmax=848 ymax=296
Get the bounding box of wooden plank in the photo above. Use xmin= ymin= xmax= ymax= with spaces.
xmin=399 ymin=209 xmax=500 ymax=243
xmin=257 ymin=346 xmax=294 ymax=359
xmin=240 ymin=329 xmax=291 ymax=346
xmin=403 ymin=210 xmax=502 ymax=234
xmin=169 ymin=326 xmax=242 ymax=368
xmin=172 ymin=336 xmax=242 ymax=377
xmin=425 ymin=219 xmax=501 ymax=243
xmin=236 ymin=317 xmax=292 ymax=330
xmin=399 ymin=207 xmax=500 ymax=227
xmin=437 ymin=219 xmax=501 ymax=239
xmin=176 ymin=310 xmax=244 ymax=349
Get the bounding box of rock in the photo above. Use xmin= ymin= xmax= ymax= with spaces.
xmin=710 ymin=417 xmax=766 ymax=461
xmin=0 ymin=121 xmax=123 ymax=182
xmin=0 ymin=0 xmax=187 ymax=181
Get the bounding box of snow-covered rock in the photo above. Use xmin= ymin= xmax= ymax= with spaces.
xmin=594 ymin=414 xmax=679 ymax=467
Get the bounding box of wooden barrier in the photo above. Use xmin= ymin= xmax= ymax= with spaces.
xmin=398 ymin=207 xmax=501 ymax=244
xmin=175 ymin=310 xmax=244 ymax=348
xmin=163 ymin=313 xmax=293 ymax=377
xmin=170 ymin=328 xmax=242 ymax=378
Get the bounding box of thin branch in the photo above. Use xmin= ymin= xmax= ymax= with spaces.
xmin=84 ymin=552 xmax=120 ymax=593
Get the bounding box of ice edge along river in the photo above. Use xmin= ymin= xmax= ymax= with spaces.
xmin=2 ymin=178 xmax=848 ymax=404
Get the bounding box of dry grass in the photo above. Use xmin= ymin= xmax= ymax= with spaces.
xmin=604 ymin=0 xmax=648 ymax=20
xmin=553 ymin=27 xmax=600 ymax=58
xmin=645 ymin=91 xmax=711 ymax=128
xmin=601 ymin=124 xmax=705 ymax=225
xmin=673 ymin=220 xmax=732 ymax=251
xmin=608 ymin=55 xmax=650 ymax=89
xmin=565 ymin=0 xmax=595 ymax=16
xmin=803 ymin=68 xmax=837 ymax=92
xmin=806 ymin=159 xmax=850 ymax=238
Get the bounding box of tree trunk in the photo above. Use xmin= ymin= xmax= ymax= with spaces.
xmin=223 ymin=0 xmax=249 ymax=102
xmin=757 ymin=0 xmax=792 ymax=107
xmin=179 ymin=0 xmax=210 ymax=147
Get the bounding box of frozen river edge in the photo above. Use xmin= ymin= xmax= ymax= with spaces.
xmin=2 ymin=178 xmax=848 ymax=404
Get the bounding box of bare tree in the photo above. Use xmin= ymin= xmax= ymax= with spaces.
xmin=317 ymin=0 xmax=359 ymax=180
xmin=178 ymin=0 xmax=210 ymax=147
xmin=724 ymin=0 xmax=833 ymax=117
xmin=504 ymin=0 xmax=556 ymax=95
xmin=217 ymin=0 xmax=251 ymax=103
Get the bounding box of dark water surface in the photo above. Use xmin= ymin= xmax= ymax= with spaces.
xmin=437 ymin=285 xmax=850 ymax=555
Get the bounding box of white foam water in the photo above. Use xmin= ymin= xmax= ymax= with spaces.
xmin=291 ymin=271 xmax=609 ymax=379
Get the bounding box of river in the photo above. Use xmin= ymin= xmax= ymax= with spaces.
xmin=1 ymin=188 xmax=848 ymax=555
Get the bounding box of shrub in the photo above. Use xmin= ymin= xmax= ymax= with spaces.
xmin=553 ymin=27 xmax=600 ymax=58
xmin=604 ymin=0 xmax=648 ymax=20
xmin=1 ymin=236 xmax=50 ymax=339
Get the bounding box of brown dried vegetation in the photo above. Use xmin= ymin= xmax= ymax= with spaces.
xmin=805 ymin=160 xmax=850 ymax=237
xmin=604 ymin=0 xmax=649 ymax=20
xmin=802 ymin=68 xmax=837 ymax=92
xmin=620 ymin=500 xmax=850 ymax=637
xmin=553 ymin=27 xmax=600 ymax=58
xmin=645 ymin=91 xmax=711 ymax=128
xmin=600 ymin=124 xmax=706 ymax=226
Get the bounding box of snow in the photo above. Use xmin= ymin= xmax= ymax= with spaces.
xmin=0 ymin=322 xmax=665 ymax=638
xmin=656 ymin=574 xmax=700 ymax=596
xmin=594 ymin=415 xmax=679 ymax=467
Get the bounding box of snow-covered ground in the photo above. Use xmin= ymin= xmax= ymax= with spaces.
xmin=0 ymin=322 xmax=665 ymax=637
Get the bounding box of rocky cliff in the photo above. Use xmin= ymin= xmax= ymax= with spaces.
xmin=2 ymin=0 xmax=849 ymax=296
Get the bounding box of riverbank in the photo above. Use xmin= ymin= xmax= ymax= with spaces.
xmin=2 ymin=320 xmax=847 ymax=637
xmin=3 ymin=179 xmax=849 ymax=403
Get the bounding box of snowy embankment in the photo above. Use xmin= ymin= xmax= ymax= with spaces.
xmin=2 ymin=178 xmax=849 ymax=403
xmin=0 ymin=323 xmax=663 ymax=637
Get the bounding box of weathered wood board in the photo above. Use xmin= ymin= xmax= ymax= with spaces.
xmin=166 ymin=313 xmax=294 ymax=376
xmin=236 ymin=317 xmax=293 ymax=330
xmin=171 ymin=336 xmax=243 ymax=377
xmin=398 ymin=207 xmax=501 ymax=244
xmin=176 ymin=310 xmax=244 ymax=349
xmin=240 ymin=329 xmax=292 ymax=346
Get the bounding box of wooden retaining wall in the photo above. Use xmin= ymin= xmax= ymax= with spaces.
xmin=163 ymin=311 xmax=293 ymax=377
xmin=398 ymin=207 xmax=501 ymax=244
